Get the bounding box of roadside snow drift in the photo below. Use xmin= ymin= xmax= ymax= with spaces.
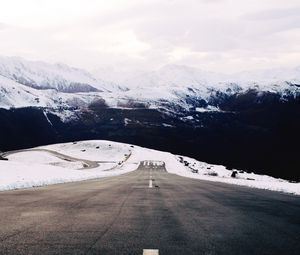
xmin=0 ymin=140 xmax=299 ymax=195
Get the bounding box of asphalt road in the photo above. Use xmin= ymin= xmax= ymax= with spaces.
xmin=0 ymin=161 xmax=299 ymax=255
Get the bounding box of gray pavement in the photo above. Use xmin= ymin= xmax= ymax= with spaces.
xmin=0 ymin=160 xmax=299 ymax=255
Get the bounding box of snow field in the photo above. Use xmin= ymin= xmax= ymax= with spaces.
xmin=0 ymin=140 xmax=299 ymax=195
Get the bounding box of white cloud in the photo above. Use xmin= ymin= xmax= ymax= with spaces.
xmin=0 ymin=0 xmax=299 ymax=73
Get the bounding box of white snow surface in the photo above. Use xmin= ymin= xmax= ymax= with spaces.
xmin=7 ymin=151 xmax=83 ymax=169
xmin=0 ymin=141 xmax=137 ymax=191
xmin=196 ymin=106 xmax=221 ymax=112
xmin=0 ymin=56 xmax=119 ymax=92
xmin=41 ymin=140 xmax=131 ymax=162
xmin=0 ymin=140 xmax=299 ymax=195
xmin=0 ymin=74 xmax=107 ymax=110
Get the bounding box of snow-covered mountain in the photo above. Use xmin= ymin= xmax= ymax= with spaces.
xmin=0 ymin=74 xmax=108 ymax=111
xmin=92 ymin=64 xmax=300 ymax=113
xmin=0 ymin=56 xmax=299 ymax=116
xmin=93 ymin=64 xmax=300 ymax=90
xmin=0 ymin=56 xmax=122 ymax=93
xmin=117 ymin=64 xmax=300 ymax=97
xmin=234 ymin=66 xmax=300 ymax=85
xmin=95 ymin=64 xmax=299 ymax=113
xmin=120 ymin=64 xmax=228 ymax=88
xmin=1 ymin=59 xmax=299 ymax=182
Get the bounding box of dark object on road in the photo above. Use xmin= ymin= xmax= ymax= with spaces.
xmin=192 ymin=169 xmax=198 ymax=173
xmin=247 ymin=178 xmax=255 ymax=181
xmin=231 ymin=170 xmax=238 ymax=178
xmin=81 ymin=149 xmax=86 ymax=152
xmin=96 ymin=146 xmax=99 ymax=149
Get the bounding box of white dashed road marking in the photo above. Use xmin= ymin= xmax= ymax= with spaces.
xmin=149 ymin=179 xmax=153 ymax=188
xmin=143 ymin=249 xmax=159 ymax=255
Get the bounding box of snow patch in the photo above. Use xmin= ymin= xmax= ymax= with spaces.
xmin=196 ymin=105 xmax=220 ymax=113
xmin=0 ymin=140 xmax=299 ymax=195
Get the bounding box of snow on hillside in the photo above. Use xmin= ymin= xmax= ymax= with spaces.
xmin=173 ymin=155 xmax=300 ymax=195
xmin=234 ymin=66 xmax=300 ymax=85
xmin=7 ymin=151 xmax=83 ymax=170
xmin=0 ymin=74 xmax=108 ymax=112
xmin=0 ymin=75 xmax=52 ymax=108
xmin=119 ymin=64 xmax=300 ymax=97
xmin=0 ymin=140 xmax=299 ymax=195
xmin=41 ymin=140 xmax=132 ymax=162
xmin=0 ymin=56 xmax=121 ymax=93
xmin=0 ymin=141 xmax=137 ymax=191
xmin=0 ymin=56 xmax=299 ymax=118
xmin=93 ymin=64 xmax=300 ymax=111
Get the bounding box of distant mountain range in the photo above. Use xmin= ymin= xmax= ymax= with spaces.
xmin=0 ymin=56 xmax=299 ymax=181
xmin=0 ymin=56 xmax=299 ymax=118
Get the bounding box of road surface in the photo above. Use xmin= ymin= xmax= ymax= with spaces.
xmin=0 ymin=161 xmax=299 ymax=255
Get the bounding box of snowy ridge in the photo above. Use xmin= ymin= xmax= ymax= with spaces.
xmin=0 ymin=56 xmax=121 ymax=93
xmin=93 ymin=64 xmax=300 ymax=112
xmin=0 ymin=140 xmax=299 ymax=194
xmin=0 ymin=56 xmax=299 ymax=119
xmin=0 ymin=74 xmax=104 ymax=111
xmin=117 ymin=64 xmax=300 ymax=99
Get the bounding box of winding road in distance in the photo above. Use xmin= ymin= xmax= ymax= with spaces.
xmin=0 ymin=161 xmax=299 ymax=255
xmin=3 ymin=149 xmax=116 ymax=169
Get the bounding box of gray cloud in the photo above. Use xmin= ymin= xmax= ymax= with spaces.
xmin=0 ymin=0 xmax=299 ymax=73
xmin=0 ymin=23 xmax=9 ymax=30
xmin=242 ymin=7 xmax=300 ymax=21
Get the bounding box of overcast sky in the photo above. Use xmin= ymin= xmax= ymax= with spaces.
xmin=0 ymin=0 xmax=299 ymax=73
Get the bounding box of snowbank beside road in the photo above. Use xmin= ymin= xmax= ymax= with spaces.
xmin=7 ymin=151 xmax=83 ymax=170
xmin=125 ymin=146 xmax=300 ymax=195
xmin=40 ymin=140 xmax=131 ymax=162
xmin=0 ymin=159 xmax=137 ymax=191
xmin=171 ymin=155 xmax=300 ymax=195
xmin=0 ymin=141 xmax=137 ymax=191
xmin=0 ymin=140 xmax=299 ymax=195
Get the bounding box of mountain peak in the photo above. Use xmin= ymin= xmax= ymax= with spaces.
xmin=0 ymin=55 xmax=106 ymax=93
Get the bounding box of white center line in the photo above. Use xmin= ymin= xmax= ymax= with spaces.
xmin=149 ymin=179 xmax=153 ymax=188
xmin=149 ymin=167 xmax=153 ymax=188
xmin=143 ymin=249 xmax=159 ymax=255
